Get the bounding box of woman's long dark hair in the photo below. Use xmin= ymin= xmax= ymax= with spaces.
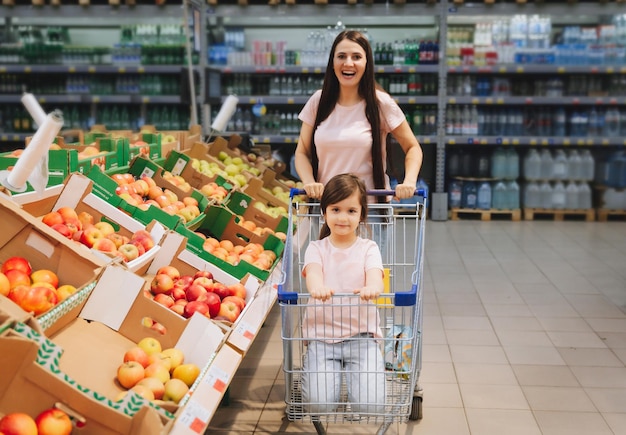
xmin=310 ymin=30 xmax=386 ymax=203
xmin=319 ymin=173 xmax=367 ymax=240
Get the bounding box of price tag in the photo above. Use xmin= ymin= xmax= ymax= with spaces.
xmin=422 ymin=137 xmax=431 ymax=144
xmin=496 ymin=98 xmax=504 ymax=104
xmin=39 ymin=97 xmax=46 ymax=103
xmin=485 ymin=98 xmax=493 ymax=104
xmin=408 ymin=98 xmax=416 ymax=104
xmin=284 ymin=137 xmax=293 ymax=143
xmin=1 ymin=135 xmax=7 ymax=141
xmin=301 ymin=68 xmax=309 ymax=74
xmin=601 ymin=138 xmax=609 ymax=146
xmin=203 ymin=366 xmax=229 ymax=393
xmin=92 ymin=96 xmax=100 ymax=103
xmin=171 ymin=158 xmax=187 ymax=176
xmin=516 ymin=66 xmax=524 ymax=73
xmin=541 ymin=139 xmax=548 ymax=146
xmin=498 ymin=66 xmax=507 ymax=73
xmin=530 ymin=139 xmax=537 ymax=145
xmin=175 ymin=401 xmax=210 ymax=434
xmin=248 ymin=98 xmax=257 ymax=104
xmin=0 ymin=67 xmax=6 ymax=73
xmin=24 ymin=67 xmax=31 ymax=73
xmin=314 ymin=68 xmax=322 ymax=74
xmin=471 ymin=98 xmax=479 ymax=104
xmin=68 ymin=66 xmax=76 ymax=73
xmin=586 ymin=139 xmax=593 ymax=146
xmin=408 ymin=67 xmax=416 ymax=73
xmin=557 ymin=67 xmax=565 ymax=73
xmin=118 ymin=67 xmax=126 ymax=73
xmin=235 ymin=320 xmax=255 ymax=340
xmin=576 ymin=139 xmax=585 ymax=146
xmin=88 ymin=66 xmax=96 ymax=73
xmin=563 ymin=139 xmax=571 ymax=146
xmin=262 ymin=137 xmax=271 ymax=143
xmin=287 ymin=98 xmax=294 ymax=104
xmin=448 ymin=98 xmax=457 ymax=104
xmin=447 ymin=138 xmax=456 ymax=145
xmin=606 ymin=67 xmax=614 ymax=74
xmin=142 ymin=97 xmax=150 ymax=103
xmin=138 ymin=67 xmax=145 ymax=73
xmin=140 ymin=167 xmax=155 ymax=179
xmin=480 ymin=138 xmax=488 ymax=145
xmin=512 ymin=139 xmax=519 ymax=145
xmin=377 ymin=67 xmax=385 ymax=73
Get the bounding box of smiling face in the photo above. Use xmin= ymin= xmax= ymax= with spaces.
xmin=333 ymin=39 xmax=367 ymax=90
xmin=323 ymin=191 xmax=363 ymax=242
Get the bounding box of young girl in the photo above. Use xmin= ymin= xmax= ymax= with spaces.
xmin=301 ymin=173 xmax=386 ymax=415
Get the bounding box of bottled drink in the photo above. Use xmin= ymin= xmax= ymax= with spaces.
xmin=539 ymin=181 xmax=553 ymax=209
xmin=603 ymin=107 xmax=621 ymax=137
xmin=553 ymin=149 xmax=569 ymax=181
xmin=505 ymin=148 xmax=519 ymax=180
xmin=492 ymin=181 xmax=508 ymax=209
xmin=553 ymin=107 xmax=566 ymax=136
xmin=506 ymin=180 xmax=520 ymax=209
xmin=524 ymin=149 xmax=542 ymax=181
xmin=412 ymin=106 xmax=423 ymax=135
xmin=448 ymin=180 xmax=462 ymax=208
xmin=477 ymin=181 xmax=492 ymax=210
xmin=491 ymin=147 xmax=507 ymax=179
xmin=580 ymin=149 xmax=595 ymax=181
xmin=552 ymin=181 xmax=566 ymax=209
xmin=476 ymin=153 xmax=491 ymax=178
xmin=524 ymin=181 xmax=541 ymax=208
xmin=461 ymin=181 xmax=478 ymax=209
xmin=565 ymin=181 xmax=579 ymax=209
xmin=567 ymin=150 xmax=582 ymax=181
xmin=578 ymin=182 xmax=592 ymax=209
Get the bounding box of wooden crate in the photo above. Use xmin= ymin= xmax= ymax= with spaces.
xmin=523 ymin=208 xmax=595 ymax=222
xmin=597 ymin=209 xmax=626 ymax=222
xmin=450 ymin=208 xmax=522 ymax=221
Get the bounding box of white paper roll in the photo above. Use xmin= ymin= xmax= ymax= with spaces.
xmin=21 ymin=93 xmax=48 ymax=127
xmin=6 ymin=111 xmax=64 ymax=191
xmin=211 ymin=95 xmax=239 ymax=132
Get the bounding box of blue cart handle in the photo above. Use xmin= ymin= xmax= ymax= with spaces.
xmin=290 ymin=188 xmax=426 ymax=199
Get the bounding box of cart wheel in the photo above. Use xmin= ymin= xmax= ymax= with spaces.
xmin=409 ymin=395 xmax=423 ymax=420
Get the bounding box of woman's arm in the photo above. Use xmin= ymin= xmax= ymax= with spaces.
xmin=354 ymin=268 xmax=385 ymax=301
xmin=294 ymin=122 xmax=324 ymax=199
xmin=304 ymin=263 xmax=334 ymax=301
xmin=390 ymin=120 xmax=424 ymax=199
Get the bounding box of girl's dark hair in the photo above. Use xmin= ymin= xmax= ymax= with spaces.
xmin=309 ymin=30 xmax=386 ymax=203
xmin=319 ymin=173 xmax=367 ymax=239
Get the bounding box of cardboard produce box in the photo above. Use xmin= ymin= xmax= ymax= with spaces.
xmin=127 ymin=132 xmax=162 ymax=163
xmin=224 ymin=190 xmax=289 ymax=234
xmin=60 ymin=136 xmax=128 ymax=175
xmin=0 ymin=194 xmax=104 ymax=336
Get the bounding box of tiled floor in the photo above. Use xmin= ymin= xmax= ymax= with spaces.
xmin=207 ymin=220 xmax=626 ymax=434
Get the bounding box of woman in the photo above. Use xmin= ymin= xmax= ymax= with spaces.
xmin=294 ymin=30 xmax=423 ymax=201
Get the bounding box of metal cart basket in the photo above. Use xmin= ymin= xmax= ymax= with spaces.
xmin=277 ymin=189 xmax=426 ymax=435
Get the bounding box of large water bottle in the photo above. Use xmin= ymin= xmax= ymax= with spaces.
xmin=461 ymin=181 xmax=478 ymax=209
xmin=540 ymin=149 xmax=554 ymax=180
xmin=524 ymin=149 xmax=542 ymax=181
xmin=565 ymin=181 xmax=579 ymax=209
xmin=567 ymin=149 xmax=582 ymax=181
xmin=524 ymin=181 xmax=541 ymax=208
xmin=553 ymin=107 xmax=567 ymax=136
xmin=492 ymin=181 xmax=508 ymax=209
xmin=588 ymin=107 xmax=599 ymax=137
xmin=578 ymin=182 xmax=592 ymax=209
xmin=491 ymin=147 xmax=508 ymax=179
xmin=540 ymin=181 xmax=553 ymax=209
xmin=476 ymin=153 xmax=491 ymax=178
xmin=553 ymin=149 xmax=569 ymax=181
xmin=505 ymin=148 xmax=519 ymax=180
xmin=604 ymin=107 xmax=621 ymax=137
xmin=580 ymin=149 xmax=595 ymax=181
xmin=506 ymin=180 xmax=520 ymax=209
xmin=552 ymin=181 xmax=566 ymax=209
xmin=448 ymin=180 xmax=462 ymax=208
xmin=477 ymin=181 xmax=492 ymax=210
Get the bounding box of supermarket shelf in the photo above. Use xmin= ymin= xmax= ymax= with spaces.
xmin=222 ymin=95 xmax=439 ymax=106
xmin=447 ymin=65 xmax=626 ymax=75
xmin=249 ymin=134 xmax=438 ymax=146
xmin=0 ymin=65 xmax=188 ymax=74
xmin=446 ymin=96 xmax=626 ymax=105
xmin=445 ymin=136 xmax=626 ymax=146
xmin=0 ymin=94 xmax=185 ymax=105
xmin=215 ymin=64 xmax=441 ymax=74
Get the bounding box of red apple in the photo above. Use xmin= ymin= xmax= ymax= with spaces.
xmin=57 ymin=206 xmax=79 ymax=223
xmin=174 ymin=275 xmax=194 ymax=290
xmin=183 ymin=300 xmax=210 ymax=318
xmin=124 ymin=346 xmax=150 ymax=368
xmin=79 ymin=226 xmax=105 ymax=248
xmin=106 ymin=232 xmax=128 ymax=249
xmin=193 ymin=270 xmax=214 ymax=280
xmin=5 ymin=269 xmax=31 ymax=289
xmin=192 ymin=276 xmax=214 ymax=291
xmin=2 ymin=256 xmax=32 ymax=275
xmin=117 ymin=361 xmax=145 ymax=389
xmin=118 ymin=243 xmax=140 ymax=262
xmin=130 ymin=239 xmax=147 ymax=256
xmin=131 ymin=230 xmax=155 ymax=251
xmin=151 ymin=274 xmax=174 ymax=295
xmin=0 ymin=412 xmax=38 ymax=435
xmin=35 ymin=408 xmax=72 ymax=435
xmin=212 ymin=282 xmax=232 ymax=301
xmin=151 ymin=321 xmax=168 ymax=335
xmin=77 ymin=211 xmax=95 ymax=229
xmin=170 ymin=286 xmax=186 ymax=301
xmin=157 ymin=265 xmax=180 ymax=281
xmin=229 ymin=283 xmax=247 ymax=300
xmin=50 ymin=223 xmax=72 ymax=238
xmin=20 ymin=285 xmax=59 ymax=315
xmin=218 ymin=300 xmax=241 ymax=322
xmin=222 ymin=295 xmax=246 ymax=311
xmin=111 ymin=173 xmax=129 ymax=185
xmin=0 ymin=272 xmax=10 ymax=297
xmin=203 ymin=291 xmax=222 ymax=318
xmin=154 ymin=293 xmax=175 ymax=308
xmin=41 ymin=211 xmax=64 ymax=227
xmin=92 ymin=237 xmax=117 ymax=253
xmin=185 ymin=283 xmax=207 ymax=302
xmin=30 ymin=269 xmax=59 ymax=289
xmin=136 ymin=376 xmax=166 ymax=400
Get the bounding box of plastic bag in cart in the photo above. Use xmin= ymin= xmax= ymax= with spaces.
xmin=384 ymin=325 xmax=412 ymax=379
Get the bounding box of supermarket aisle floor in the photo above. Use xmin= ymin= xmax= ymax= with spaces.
xmin=207 ymin=220 xmax=626 ymax=435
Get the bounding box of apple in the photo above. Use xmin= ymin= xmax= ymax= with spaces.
xmin=42 ymin=211 xmax=64 ymax=227
xmin=218 ymin=300 xmax=241 ymax=322
xmin=161 ymin=348 xmax=185 ymax=371
xmin=130 ymin=239 xmax=147 ymax=256
xmin=131 ymin=230 xmax=155 ymax=252
xmin=147 ymin=352 xmax=173 ymax=372
xmin=136 ymin=376 xmax=165 ymax=400
xmin=30 ymin=269 xmax=59 ymax=289
xmin=192 ymin=276 xmax=214 ymax=291
xmin=212 ymin=282 xmax=232 ymax=301
xmin=137 ymin=336 xmax=162 ymax=355
xmin=117 ymin=361 xmax=145 ymax=388
xmin=157 ymin=265 xmax=180 ymax=281
xmin=5 ymin=269 xmax=31 ymax=289
xmin=222 ymin=295 xmax=246 ymax=312
xmin=184 ymin=283 xmax=207 ymax=302
xmin=151 ymin=274 xmax=174 ymax=295
xmin=162 ymin=378 xmax=189 ymax=404
xmin=93 ymin=237 xmax=117 ymax=253
xmin=111 ymin=173 xmax=129 ymax=185
xmin=20 ymin=285 xmax=59 ymax=315
xmin=170 ymin=303 xmax=186 ymax=316
xmin=175 ymin=275 xmax=194 ymax=290
xmin=107 ymin=233 xmax=128 ymax=248
xmin=0 ymin=412 xmax=38 ymax=435
xmin=2 ymin=256 xmax=32 ymax=275
xmin=229 ymin=283 xmax=247 ymax=300
xmin=56 ymin=206 xmax=79 ymax=223
xmin=77 ymin=211 xmax=95 ymax=229
xmin=141 ymin=175 xmax=157 ymax=189
xmin=50 ymin=223 xmax=72 ymax=238
xmin=144 ymin=362 xmax=170 ymax=384
xmin=80 ymin=226 xmax=105 ymax=248
xmin=117 ymin=243 xmax=140 ymax=262
xmin=124 ymin=346 xmax=150 ymax=368
xmin=0 ymin=272 xmax=10 ymax=297
xmin=172 ymin=363 xmax=201 ymax=387
xmin=94 ymin=221 xmax=116 ymax=236
xmin=56 ymin=284 xmax=77 ymax=301
xmin=183 ymin=300 xmax=209 ymax=318
xmin=203 ymin=291 xmax=222 ymax=318
xmin=35 ymin=408 xmax=72 ymax=435
xmin=153 ymin=293 xmax=175 ymax=308
xmin=130 ymin=384 xmax=155 ymax=401
xmin=151 ymin=321 xmax=167 ymax=335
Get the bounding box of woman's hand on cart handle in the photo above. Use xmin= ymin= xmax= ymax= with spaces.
xmin=299 ymin=182 xmax=324 ymax=199
xmin=290 ymin=187 xmax=426 ymax=198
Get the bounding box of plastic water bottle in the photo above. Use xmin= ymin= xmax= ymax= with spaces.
xmin=491 ymin=181 xmax=507 ymax=209
xmin=461 ymin=181 xmax=478 ymax=209
xmin=524 ymin=149 xmax=542 ymax=181
xmin=553 ymin=149 xmax=569 ymax=181
xmin=540 ymin=149 xmax=554 ymax=180
xmin=491 ymin=147 xmax=508 ymax=179
xmin=505 ymin=148 xmax=519 ymax=180
xmin=552 ymin=181 xmax=566 ymax=209
xmin=567 ymin=150 xmax=582 ymax=181
xmin=553 ymin=107 xmax=567 ymax=136
xmin=448 ymin=180 xmax=462 ymax=208
xmin=588 ymin=107 xmax=599 ymax=137
xmin=539 ymin=181 xmax=553 ymax=209
xmin=565 ymin=181 xmax=579 ymax=209
xmin=604 ymin=107 xmax=621 ymax=137
xmin=580 ymin=149 xmax=595 ymax=181
xmin=477 ymin=181 xmax=492 ymax=210
xmin=506 ymin=180 xmax=520 ymax=209
xmin=524 ymin=181 xmax=541 ymax=208
xmin=477 ymin=153 xmax=491 ymax=178
xmin=578 ymin=182 xmax=592 ymax=209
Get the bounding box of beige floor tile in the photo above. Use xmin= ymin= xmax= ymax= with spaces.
xmin=512 ymin=365 xmax=580 ymax=387
xmin=421 ymin=344 xmax=452 ymax=363
xmin=460 ymin=384 xmax=529 ymax=410
xmin=418 ymin=382 xmax=463 ymax=408
xmin=534 ymin=411 xmax=613 ymax=435
xmin=489 ymin=316 xmax=544 ymax=332
xmin=612 ymin=348 xmax=626 ymax=365
xmin=418 ymin=362 xmax=457 ymax=384
xmin=585 ymin=388 xmax=626 ymax=413
xmin=586 ymin=317 xmax=626 ymax=333
xmin=556 ymin=347 xmax=623 ymax=367
xmin=398 ymin=407 xmax=470 ymax=435
xmin=521 ymin=386 xmax=595 ymax=411
xmin=571 ymin=366 xmax=626 ymax=388
xmin=445 ymin=329 xmax=500 ymax=346
xmin=449 ymin=345 xmax=508 ymax=364
xmin=442 ymin=316 xmax=493 ymax=331
xmin=547 ymin=331 xmax=608 ymax=348
xmin=438 ymin=303 xmax=486 ymax=317
xmin=503 ymin=345 xmax=566 ymax=366
xmin=537 ymin=316 xmax=594 ymax=332
xmin=496 ymin=330 xmax=554 ymax=347
xmin=602 ymin=412 xmax=626 ymax=434
xmin=483 ymin=304 xmax=533 ymax=317
xmin=455 ymin=363 xmax=518 ymax=385
xmin=465 ymin=409 xmax=541 ymax=435
xmin=565 ymin=294 xmax=626 ymax=318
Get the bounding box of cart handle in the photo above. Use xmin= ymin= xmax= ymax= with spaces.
xmin=289 ymin=188 xmax=426 ymax=199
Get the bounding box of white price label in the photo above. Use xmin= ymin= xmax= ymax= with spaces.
xmin=176 ymin=401 xmax=210 ymax=434
xmin=234 ymin=320 xmax=254 ymax=341
xmin=203 ymin=366 xmax=229 ymax=393
xmin=140 ymin=167 xmax=155 ymax=179
xmin=171 ymin=157 xmax=187 ymax=176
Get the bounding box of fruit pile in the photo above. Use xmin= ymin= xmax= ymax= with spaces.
xmin=0 ymin=407 xmax=73 ymax=435
xmin=116 ymin=337 xmax=201 ymax=405
xmin=41 ymin=207 xmax=156 ymax=263
xmin=0 ymin=256 xmax=77 ymax=316
xmin=200 ymin=237 xmax=277 ymax=271
xmin=112 ymin=173 xmax=201 ymax=223
xmin=235 ymin=216 xmax=287 ymax=241
xmin=190 ymin=156 xmax=251 ymax=190
xmin=148 ymin=266 xmax=247 ymax=323
xmin=199 ymin=181 xmax=229 ymax=204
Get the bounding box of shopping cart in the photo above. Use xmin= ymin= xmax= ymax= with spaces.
xmin=277 ymin=189 xmax=426 ymax=435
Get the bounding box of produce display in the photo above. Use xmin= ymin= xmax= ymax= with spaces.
xmin=40 ymin=207 xmax=156 ymax=262
xmin=147 ymin=265 xmax=247 ymax=322
xmin=0 ymin=408 xmax=73 ymax=435
xmin=116 ymin=337 xmax=201 ymax=404
xmin=1 ymin=256 xmax=77 ymax=315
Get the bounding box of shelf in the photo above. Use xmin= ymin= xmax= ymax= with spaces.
xmin=214 ymin=65 xmax=441 ymax=74
xmin=447 ymin=65 xmax=626 ymax=75
xmin=0 ymin=65 xmax=189 ymax=74
xmin=445 ymin=136 xmax=626 ymax=147
xmin=248 ymin=134 xmax=438 ymax=146
xmin=446 ymin=96 xmax=626 ymax=106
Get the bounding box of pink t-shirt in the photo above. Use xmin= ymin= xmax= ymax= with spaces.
xmin=299 ymin=89 xmax=406 ymax=191
xmin=301 ymin=237 xmax=384 ymax=342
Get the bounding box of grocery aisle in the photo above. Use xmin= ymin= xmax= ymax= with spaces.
xmin=207 ymin=220 xmax=626 ymax=435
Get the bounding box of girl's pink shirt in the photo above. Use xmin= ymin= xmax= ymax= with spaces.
xmin=302 ymin=237 xmax=384 ymax=342
xmin=299 ymin=89 xmax=406 ymax=192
